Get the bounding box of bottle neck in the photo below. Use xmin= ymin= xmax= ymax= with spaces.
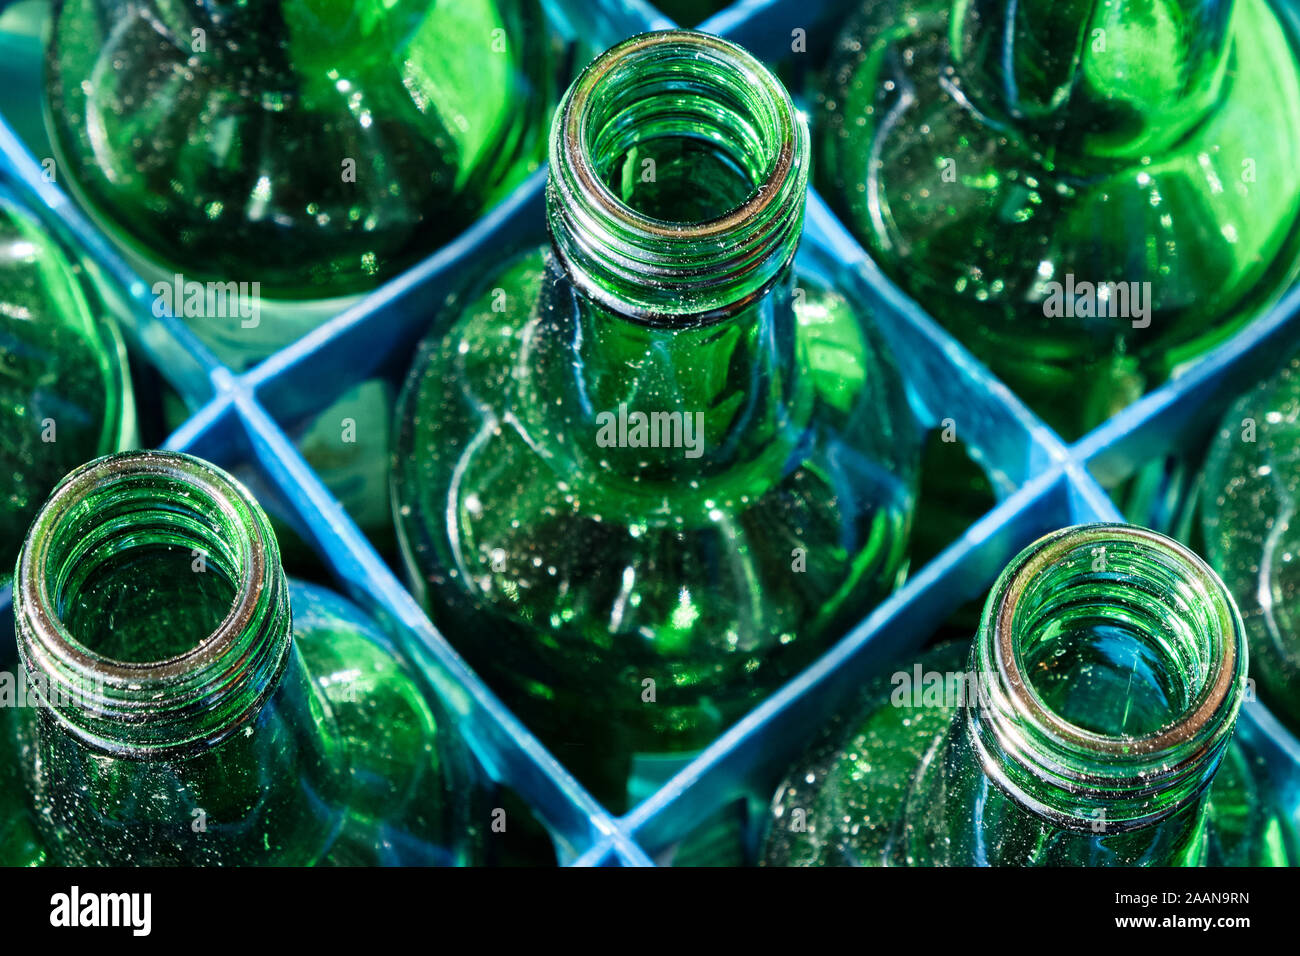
xmin=951 ymin=0 xmax=1235 ymax=160
xmin=963 ymin=524 xmax=1244 ymax=843
xmin=537 ymin=29 xmax=811 ymax=481
xmin=528 ymin=256 xmax=805 ymax=485
xmin=14 ymin=451 xmax=292 ymax=758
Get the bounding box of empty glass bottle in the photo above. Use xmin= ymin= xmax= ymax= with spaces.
xmin=44 ymin=0 xmax=568 ymax=537
xmin=0 ymin=188 xmax=133 ymax=585
xmin=764 ymin=524 xmax=1295 ymax=866
xmin=818 ymin=0 xmax=1300 ymax=439
xmin=6 ymin=450 xmax=483 ymax=865
xmin=393 ymin=30 xmax=921 ymax=809
xmin=1202 ymin=355 xmax=1300 ymax=736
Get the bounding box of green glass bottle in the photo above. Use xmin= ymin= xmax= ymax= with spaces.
xmin=764 ymin=524 xmax=1296 ymax=866
xmin=46 ymin=0 xmax=560 ymax=300
xmin=0 ymin=189 xmax=133 ymax=586
xmin=1201 ymin=355 xmax=1300 ymax=735
xmin=818 ymin=0 xmax=1300 ymax=439
xmin=5 ymin=450 xmax=483 ymax=865
xmin=393 ymin=30 xmax=921 ymax=809
xmin=44 ymin=0 xmax=566 ymax=539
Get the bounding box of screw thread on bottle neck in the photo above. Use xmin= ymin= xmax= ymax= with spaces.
xmin=14 ymin=450 xmax=291 ymax=759
xmin=968 ymin=524 xmax=1245 ymax=832
xmin=546 ymin=29 xmax=809 ymax=327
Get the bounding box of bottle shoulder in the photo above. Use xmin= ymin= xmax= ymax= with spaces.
xmin=819 ymin=0 xmax=1300 ymax=371
xmin=392 ymin=247 xmax=919 ymax=660
xmin=287 ymin=581 xmax=487 ymax=865
xmin=763 ymin=640 xmax=964 ymax=866
xmin=394 ymin=245 xmax=920 ymax=508
xmin=43 ymin=0 xmax=558 ymax=298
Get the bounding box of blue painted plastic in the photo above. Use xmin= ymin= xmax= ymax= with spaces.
xmin=0 ymin=0 xmax=1297 ymax=866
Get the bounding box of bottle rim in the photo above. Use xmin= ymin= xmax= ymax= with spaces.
xmin=14 ymin=450 xmax=291 ymax=758
xmin=968 ymin=523 xmax=1246 ymax=831
xmin=546 ymin=29 xmax=809 ymax=325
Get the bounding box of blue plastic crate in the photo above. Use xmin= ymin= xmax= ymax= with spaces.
xmin=2 ymin=0 xmax=1299 ymax=866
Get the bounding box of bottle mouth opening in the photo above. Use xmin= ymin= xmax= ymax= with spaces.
xmin=970 ymin=523 xmax=1245 ymax=830
xmin=1006 ymin=529 xmax=1228 ymax=745
xmin=23 ymin=452 xmax=259 ymax=675
xmin=547 ymin=30 xmax=809 ymax=324
xmin=569 ymin=31 xmax=789 ymax=234
xmin=14 ymin=451 xmax=290 ymax=757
